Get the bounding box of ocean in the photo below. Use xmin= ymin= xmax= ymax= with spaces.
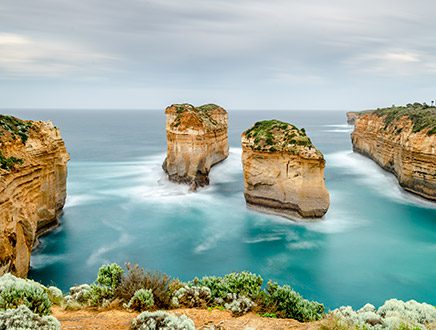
xmin=9 ymin=109 xmax=436 ymax=310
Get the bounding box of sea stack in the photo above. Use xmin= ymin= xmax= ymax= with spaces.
xmin=350 ymin=103 xmax=436 ymax=200
xmin=241 ymin=120 xmax=329 ymax=219
xmin=0 ymin=115 xmax=69 ymax=277
xmin=163 ymin=104 xmax=229 ymax=190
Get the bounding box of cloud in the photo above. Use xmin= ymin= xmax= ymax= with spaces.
xmin=0 ymin=33 xmax=116 ymax=77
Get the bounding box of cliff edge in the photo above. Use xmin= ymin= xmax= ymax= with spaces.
xmin=350 ymin=103 xmax=436 ymax=200
xmin=0 ymin=115 xmax=69 ymax=277
xmin=241 ymin=120 xmax=329 ymax=219
xmin=162 ymin=104 xmax=229 ymax=190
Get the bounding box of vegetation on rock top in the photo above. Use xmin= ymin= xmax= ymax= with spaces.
xmin=169 ymin=103 xmax=224 ymax=129
xmin=243 ymin=119 xmax=321 ymax=156
xmin=0 ymin=115 xmax=33 ymax=143
xmin=0 ymin=151 xmax=23 ymax=171
xmin=362 ymin=103 xmax=436 ymax=135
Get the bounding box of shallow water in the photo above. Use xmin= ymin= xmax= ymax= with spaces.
xmin=8 ymin=109 xmax=435 ymax=309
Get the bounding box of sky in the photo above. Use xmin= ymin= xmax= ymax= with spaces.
xmin=1 ymin=0 xmax=435 ymax=110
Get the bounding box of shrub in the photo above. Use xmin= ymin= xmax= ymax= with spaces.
xmin=263 ymin=281 xmax=324 ymax=322
xmin=47 ymin=286 xmax=64 ymax=306
xmin=171 ymin=286 xmax=211 ymax=308
xmin=65 ymin=284 xmax=91 ymax=305
xmin=131 ymin=310 xmax=195 ymax=330
xmin=0 ymin=305 xmax=60 ymax=330
xmin=96 ymin=263 xmax=124 ymax=289
xmin=191 ymin=272 xmax=263 ymax=301
xmin=333 ymin=299 xmax=436 ymax=329
xmin=127 ymin=289 xmax=154 ymax=311
xmin=0 ymin=273 xmax=52 ymax=316
xmin=223 ymin=294 xmax=255 ymax=316
xmin=86 ymin=284 xmax=114 ymax=307
xmin=116 ymin=264 xmax=173 ymax=309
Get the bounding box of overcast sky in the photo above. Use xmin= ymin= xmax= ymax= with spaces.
xmin=1 ymin=0 xmax=435 ymax=110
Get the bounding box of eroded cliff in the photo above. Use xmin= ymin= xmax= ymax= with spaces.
xmin=351 ymin=104 xmax=436 ymax=200
xmin=0 ymin=115 xmax=69 ymax=277
xmin=162 ymin=104 xmax=229 ymax=190
xmin=241 ymin=120 xmax=329 ymax=219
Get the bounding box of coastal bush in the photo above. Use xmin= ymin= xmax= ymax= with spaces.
xmin=171 ymin=286 xmax=211 ymax=308
xmin=333 ymin=299 xmax=436 ymax=329
xmin=131 ymin=310 xmax=195 ymax=330
xmin=65 ymin=284 xmax=92 ymax=305
xmin=0 ymin=273 xmax=52 ymax=316
xmin=222 ymin=293 xmax=255 ymax=316
xmin=191 ymin=272 xmax=263 ymax=301
xmin=126 ymin=289 xmax=154 ymax=311
xmin=96 ymin=263 xmax=124 ymax=289
xmin=86 ymin=284 xmax=114 ymax=307
xmin=47 ymin=286 xmax=64 ymax=305
xmin=0 ymin=305 xmax=60 ymax=330
xmin=263 ymin=281 xmax=324 ymax=322
xmin=116 ymin=264 xmax=173 ymax=309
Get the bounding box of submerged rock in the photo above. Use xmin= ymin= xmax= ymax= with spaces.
xmin=162 ymin=104 xmax=229 ymax=189
xmin=350 ymin=104 xmax=436 ymax=201
xmin=241 ymin=120 xmax=329 ymax=219
xmin=0 ymin=115 xmax=69 ymax=277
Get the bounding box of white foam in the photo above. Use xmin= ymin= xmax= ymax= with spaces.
xmin=326 ymin=151 xmax=436 ymax=209
xmin=64 ymin=194 xmax=102 ymax=208
xmin=287 ymin=241 xmax=318 ymax=250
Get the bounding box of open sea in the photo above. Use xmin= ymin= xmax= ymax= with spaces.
xmin=8 ymin=109 xmax=436 ymax=310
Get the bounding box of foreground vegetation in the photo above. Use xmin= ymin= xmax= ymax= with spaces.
xmin=366 ymin=103 xmax=436 ymax=135
xmin=1 ymin=264 xmax=435 ymax=329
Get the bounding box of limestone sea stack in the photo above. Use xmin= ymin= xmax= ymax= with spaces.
xmin=241 ymin=120 xmax=330 ymax=219
xmin=346 ymin=111 xmax=360 ymax=125
xmin=0 ymin=115 xmax=69 ymax=277
xmin=350 ymin=103 xmax=436 ymax=200
xmin=162 ymin=104 xmax=229 ymax=190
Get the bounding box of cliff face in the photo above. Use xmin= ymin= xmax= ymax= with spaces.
xmin=163 ymin=104 xmax=229 ymax=190
xmin=346 ymin=112 xmax=360 ymax=125
xmin=0 ymin=116 xmax=69 ymax=277
xmin=241 ymin=120 xmax=329 ymax=219
xmin=351 ymin=109 xmax=436 ymax=201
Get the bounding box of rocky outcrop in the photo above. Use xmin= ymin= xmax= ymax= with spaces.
xmin=241 ymin=120 xmax=329 ymax=219
xmin=162 ymin=104 xmax=229 ymax=190
xmin=0 ymin=115 xmax=69 ymax=277
xmin=351 ymin=105 xmax=436 ymax=200
xmin=346 ymin=112 xmax=360 ymax=125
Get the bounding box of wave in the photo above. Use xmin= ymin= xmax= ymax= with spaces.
xmin=326 ymin=151 xmax=436 ymax=209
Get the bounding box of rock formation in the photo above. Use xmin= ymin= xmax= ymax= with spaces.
xmin=241 ymin=120 xmax=329 ymax=219
xmin=346 ymin=111 xmax=360 ymax=125
xmin=162 ymin=104 xmax=229 ymax=190
xmin=350 ymin=104 xmax=436 ymax=200
xmin=0 ymin=115 xmax=69 ymax=277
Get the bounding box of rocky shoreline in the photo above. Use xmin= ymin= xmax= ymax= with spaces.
xmin=0 ymin=115 xmax=69 ymax=277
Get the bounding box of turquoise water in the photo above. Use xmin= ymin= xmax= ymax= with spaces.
xmin=10 ymin=109 xmax=436 ymax=309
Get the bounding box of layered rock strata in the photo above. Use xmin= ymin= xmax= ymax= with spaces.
xmin=0 ymin=115 xmax=69 ymax=277
xmin=241 ymin=120 xmax=329 ymax=219
xmin=162 ymin=104 xmax=229 ymax=190
xmin=351 ymin=104 xmax=436 ymax=200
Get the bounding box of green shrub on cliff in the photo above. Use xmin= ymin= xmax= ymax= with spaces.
xmin=0 ymin=151 xmax=23 ymax=171
xmin=243 ymin=120 xmax=320 ymax=155
xmin=370 ymin=103 xmax=436 ymax=135
xmin=263 ymin=281 xmax=324 ymax=322
xmin=0 ymin=115 xmax=33 ymax=143
xmin=0 ymin=274 xmax=52 ymax=316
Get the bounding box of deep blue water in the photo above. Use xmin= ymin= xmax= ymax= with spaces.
xmin=8 ymin=109 xmax=436 ymax=310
